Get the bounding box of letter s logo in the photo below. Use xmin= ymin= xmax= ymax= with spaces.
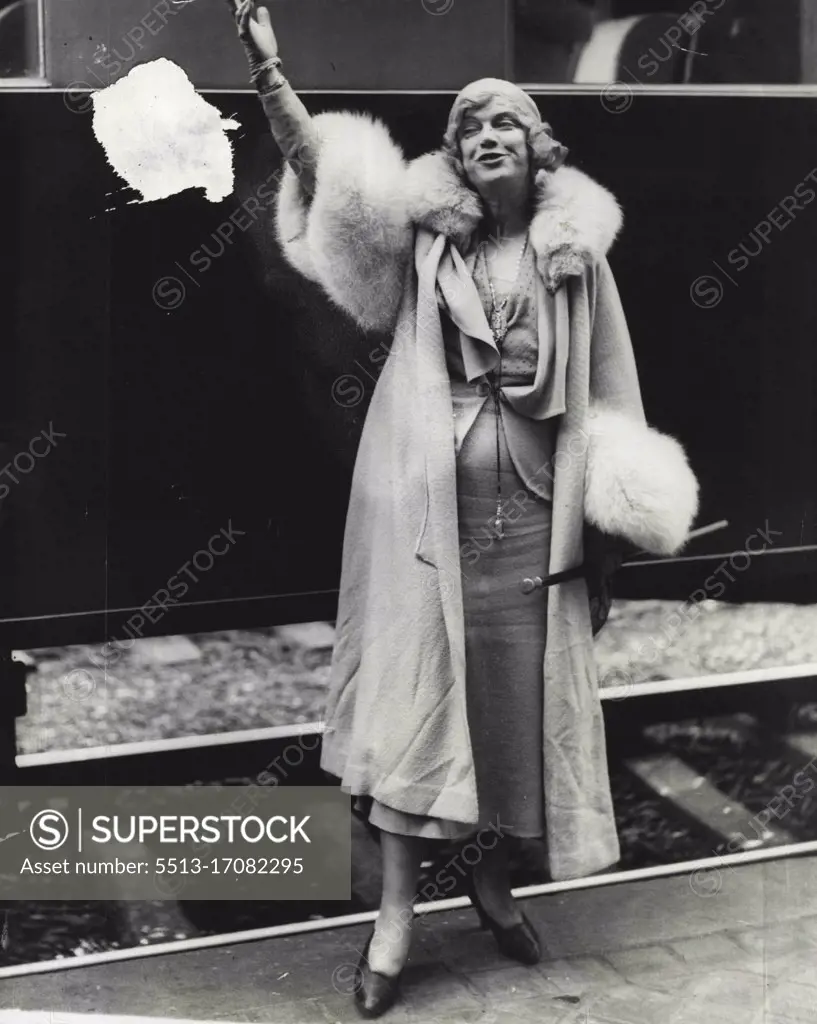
xmin=30 ymin=809 xmax=69 ymax=850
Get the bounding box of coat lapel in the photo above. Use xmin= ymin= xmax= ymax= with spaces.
xmin=436 ymin=241 xmax=496 ymax=366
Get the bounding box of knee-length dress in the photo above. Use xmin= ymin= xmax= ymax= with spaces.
xmin=355 ymin=241 xmax=559 ymax=841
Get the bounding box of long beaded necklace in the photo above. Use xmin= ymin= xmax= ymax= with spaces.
xmin=479 ymin=232 xmax=530 ymax=539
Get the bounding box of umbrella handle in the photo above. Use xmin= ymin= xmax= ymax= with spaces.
xmin=522 ymin=520 xmax=730 ymax=591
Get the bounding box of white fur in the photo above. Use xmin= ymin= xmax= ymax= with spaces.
xmin=405 ymin=151 xmax=483 ymax=250
xmin=584 ymin=404 xmax=699 ymax=556
xmin=530 ymin=167 xmax=623 ymax=293
xmin=275 ymin=167 xmax=318 ymax=285
xmin=275 ymin=111 xmax=413 ymax=332
xmin=408 ymin=154 xmax=623 ymax=292
xmin=276 ymin=112 xmax=624 ymax=328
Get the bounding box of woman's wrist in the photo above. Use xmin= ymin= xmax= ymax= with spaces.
xmin=256 ymin=67 xmax=286 ymax=94
xmin=251 ymin=55 xmax=284 ymax=91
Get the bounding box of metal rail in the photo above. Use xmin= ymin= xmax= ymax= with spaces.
xmin=600 ymin=662 xmax=817 ymax=700
xmin=11 ymin=663 xmax=817 ymax=779
xmin=16 ymin=722 xmax=324 ymax=770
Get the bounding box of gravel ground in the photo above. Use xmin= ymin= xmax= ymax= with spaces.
xmin=17 ymin=628 xmax=333 ymax=756
xmin=16 ymin=599 xmax=817 ymax=755
xmin=594 ymin=598 xmax=817 ymax=686
xmin=0 ymin=901 xmax=123 ymax=967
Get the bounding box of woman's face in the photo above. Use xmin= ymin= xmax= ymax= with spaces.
xmin=457 ymin=98 xmax=530 ymax=194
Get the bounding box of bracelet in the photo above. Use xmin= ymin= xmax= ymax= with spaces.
xmin=256 ymin=68 xmax=286 ymax=96
xmin=257 ymin=75 xmax=286 ymax=96
xmin=251 ymin=55 xmax=283 ymax=82
xmin=257 ymin=77 xmax=286 ymax=97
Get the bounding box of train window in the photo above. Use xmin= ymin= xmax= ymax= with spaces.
xmin=516 ymin=0 xmax=817 ymax=86
xmin=0 ymin=0 xmax=40 ymax=81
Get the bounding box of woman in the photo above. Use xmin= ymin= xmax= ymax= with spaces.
xmin=229 ymin=2 xmax=699 ymax=1016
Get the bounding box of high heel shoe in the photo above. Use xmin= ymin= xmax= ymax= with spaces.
xmin=353 ymin=927 xmax=404 ymax=1019
xmin=465 ymin=870 xmax=541 ymax=966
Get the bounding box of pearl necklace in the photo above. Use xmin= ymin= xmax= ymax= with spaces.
xmin=481 ymin=234 xmax=530 ymax=345
xmin=479 ymin=232 xmax=530 ymax=539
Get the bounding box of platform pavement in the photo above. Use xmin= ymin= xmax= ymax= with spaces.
xmin=3 ymin=856 xmax=817 ymax=1024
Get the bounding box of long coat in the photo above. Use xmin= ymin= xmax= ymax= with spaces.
xmin=275 ymin=109 xmax=699 ymax=881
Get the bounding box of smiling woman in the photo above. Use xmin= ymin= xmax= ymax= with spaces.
xmin=226 ymin=1 xmax=699 ymax=1016
xmin=459 ymin=103 xmax=530 ymax=181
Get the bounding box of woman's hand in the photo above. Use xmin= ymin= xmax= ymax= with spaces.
xmin=227 ymin=0 xmax=279 ymax=77
xmin=584 ymin=524 xmax=626 ymax=637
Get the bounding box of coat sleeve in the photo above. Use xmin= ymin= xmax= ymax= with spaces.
xmin=267 ymin=84 xmax=414 ymax=334
xmin=588 ymin=257 xmax=645 ymax=418
xmin=259 ymin=80 xmax=319 ymax=196
xmin=584 ymin=258 xmax=699 ymax=556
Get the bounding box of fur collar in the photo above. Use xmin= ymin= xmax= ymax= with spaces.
xmin=405 ymin=150 xmax=622 ymax=292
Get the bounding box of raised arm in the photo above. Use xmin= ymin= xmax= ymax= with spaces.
xmin=228 ymin=0 xmax=317 ymax=194
xmin=227 ymin=1 xmax=414 ymax=333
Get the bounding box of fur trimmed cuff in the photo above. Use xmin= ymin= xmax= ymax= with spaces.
xmin=275 ymin=111 xmax=413 ymax=332
xmin=583 ymin=404 xmax=699 ymax=556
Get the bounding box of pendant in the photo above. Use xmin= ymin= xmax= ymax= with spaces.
xmin=494 ymin=499 xmax=505 ymax=539
xmin=490 ymin=306 xmax=508 ymax=344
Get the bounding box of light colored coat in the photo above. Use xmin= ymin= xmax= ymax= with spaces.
xmin=275 ymin=110 xmax=699 ymax=880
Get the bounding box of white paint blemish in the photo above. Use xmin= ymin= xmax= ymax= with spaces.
xmin=91 ymin=58 xmax=240 ymax=205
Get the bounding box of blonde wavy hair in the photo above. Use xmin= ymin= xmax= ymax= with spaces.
xmin=441 ymin=78 xmax=569 ymax=185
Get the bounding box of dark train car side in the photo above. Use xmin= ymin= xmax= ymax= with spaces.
xmin=2 ymin=91 xmax=816 ymax=655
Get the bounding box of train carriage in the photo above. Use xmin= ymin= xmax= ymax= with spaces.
xmin=2 ymin=2 xmax=817 ymax=1010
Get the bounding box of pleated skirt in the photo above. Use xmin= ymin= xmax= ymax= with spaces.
xmin=353 ymin=399 xmax=552 ymax=841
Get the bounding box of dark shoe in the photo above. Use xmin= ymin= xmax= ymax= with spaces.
xmin=354 ymin=927 xmax=403 ymax=1018
xmin=466 ymin=871 xmax=541 ymax=965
